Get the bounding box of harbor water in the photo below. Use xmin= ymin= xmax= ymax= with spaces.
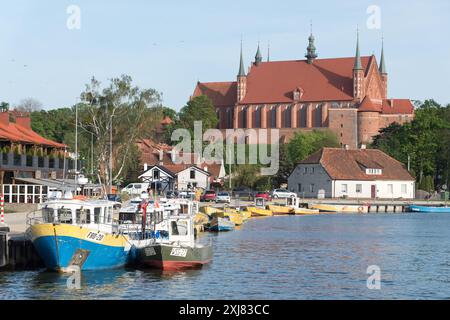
xmin=1 ymin=213 xmax=450 ymax=300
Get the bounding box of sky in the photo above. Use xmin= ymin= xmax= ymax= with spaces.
xmin=0 ymin=0 xmax=449 ymax=111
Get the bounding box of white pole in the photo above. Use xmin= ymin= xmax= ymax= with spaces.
xmin=109 ymin=115 xmax=113 ymax=194
xmin=75 ymin=100 xmax=78 ymax=175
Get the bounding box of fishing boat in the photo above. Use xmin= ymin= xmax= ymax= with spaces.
xmin=136 ymin=201 xmax=212 ymax=271
xmin=294 ymin=208 xmax=320 ymax=215
xmin=208 ymin=216 xmax=235 ymax=231
xmin=211 ymin=211 xmax=244 ymax=226
xmin=285 ymin=197 xmax=319 ymax=215
xmin=201 ymin=206 xmax=224 ymax=215
xmin=246 ymin=206 xmax=273 ymax=217
xmin=27 ymin=198 xmax=131 ymax=272
xmin=267 ymin=204 xmax=295 ymax=215
xmin=240 ymin=210 xmax=252 ymax=220
xmin=310 ymin=204 xmax=368 ymax=213
xmin=408 ymin=205 xmax=450 ymax=213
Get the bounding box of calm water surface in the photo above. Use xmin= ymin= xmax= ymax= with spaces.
xmin=1 ymin=213 xmax=450 ymax=300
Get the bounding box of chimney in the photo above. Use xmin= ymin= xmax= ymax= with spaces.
xmin=171 ymin=149 xmax=177 ymax=163
xmin=344 ymin=144 xmax=349 ymax=150
xmin=159 ymin=150 xmax=163 ymax=165
xmin=0 ymin=112 xmax=10 ymax=126
xmin=144 ymin=163 xmax=148 ymax=171
xmin=15 ymin=114 xmax=31 ymax=128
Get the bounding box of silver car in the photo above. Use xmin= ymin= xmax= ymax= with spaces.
xmin=216 ymin=191 xmax=231 ymax=203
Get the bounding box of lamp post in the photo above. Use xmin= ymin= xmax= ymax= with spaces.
xmin=109 ymin=114 xmax=114 ymax=194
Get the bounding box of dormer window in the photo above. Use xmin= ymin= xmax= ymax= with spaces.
xmin=366 ymin=168 xmax=382 ymax=175
xmin=293 ymin=87 xmax=304 ymax=101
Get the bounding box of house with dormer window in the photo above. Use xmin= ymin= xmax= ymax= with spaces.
xmin=288 ymin=147 xmax=415 ymax=199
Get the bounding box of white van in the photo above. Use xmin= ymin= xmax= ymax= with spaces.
xmin=122 ymin=183 xmax=149 ymax=195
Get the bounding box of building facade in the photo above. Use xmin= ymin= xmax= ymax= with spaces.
xmin=192 ymin=32 xmax=414 ymax=147
xmin=287 ymin=147 xmax=415 ymax=199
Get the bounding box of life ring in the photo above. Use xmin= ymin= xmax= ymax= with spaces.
xmin=358 ymin=206 xmax=365 ymax=213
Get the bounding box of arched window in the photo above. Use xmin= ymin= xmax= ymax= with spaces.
xmin=284 ymin=105 xmax=292 ymax=128
xmin=270 ymin=106 xmax=277 ymax=128
xmin=227 ymin=108 xmax=233 ymax=128
xmin=254 ymin=106 xmax=261 ymax=129
xmin=242 ymin=106 xmax=247 ymax=128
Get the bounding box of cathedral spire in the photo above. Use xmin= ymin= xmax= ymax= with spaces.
xmin=238 ymin=40 xmax=246 ymax=77
xmin=379 ymin=37 xmax=387 ymax=74
xmin=353 ymin=28 xmax=363 ymax=70
xmin=305 ymin=22 xmax=318 ymax=64
xmin=255 ymin=42 xmax=262 ymax=65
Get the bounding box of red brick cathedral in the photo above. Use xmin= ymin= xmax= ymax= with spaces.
xmin=192 ymin=32 xmax=414 ymax=147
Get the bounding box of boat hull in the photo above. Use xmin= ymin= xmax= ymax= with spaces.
xmin=294 ymin=208 xmax=320 ymax=215
xmin=268 ymin=205 xmax=295 ymax=215
xmin=246 ymin=207 xmax=273 ymax=217
xmin=408 ymin=205 xmax=450 ymax=213
xmin=30 ymin=224 xmax=130 ymax=271
xmin=209 ymin=217 xmax=235 ymax=231
xmin=137 ymin=244 xmax=212 ymax=271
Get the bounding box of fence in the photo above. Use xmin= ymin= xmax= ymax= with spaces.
xmin=1 ymin=184 xmax=48 ymax=204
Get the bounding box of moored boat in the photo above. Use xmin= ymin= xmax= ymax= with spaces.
xmin=246 ymin=206 xmax=273 ymax=217
xmin=310 ymin=204 xmax=368 ymax=213
xmin=27 ymin=198 xmax=131 ymax=272
xmin=267 ymin=204 xmax=295 ymax=215
xmin=407 ymin=205 xmax=450 ymax=213
xmin=209 ymin=216 xmax=235 ymax=231
xmin=295 ymin=208 xmax=320 ymax=215
xmin=136 ymin=203 xmax=212 ymax=270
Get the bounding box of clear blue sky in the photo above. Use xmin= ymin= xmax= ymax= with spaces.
xmin=1 ymin=0 xmax=449 ymax=110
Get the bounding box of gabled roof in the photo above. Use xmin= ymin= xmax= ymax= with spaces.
xmin=193 ymin=81 xmax=237 ymax=107
xmin=139 ymin=164 xmax=211 ymax=179
xmin=382 ymin=99 xmax=414 ymax=115
xmin=299 ymin=148 xmax=414 ymax=181
xmin=358 ymin=96 xmax=382 ymax=113
xmin=0 ymin=112 xmax=66 ymax=148
xmin=239 ymin=56 xmax=372 ymax=104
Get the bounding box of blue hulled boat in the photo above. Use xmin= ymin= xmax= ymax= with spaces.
xmin=408 ymin=205 xmax=450 ymax=213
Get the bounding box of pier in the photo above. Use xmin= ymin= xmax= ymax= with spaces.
xmin=0 ymin=232 xmax=44 ymax=270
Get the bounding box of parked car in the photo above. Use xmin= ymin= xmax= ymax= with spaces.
xmin=122 ymin=183 xmax=149 ymax=195
xmin=271 ymin=189 xmax=296 ymax=199
xmin=201 ymin=190 xmax=217 ymax=202
xmin=107 ymin=194 xmax=122 ymax=203
xmin=179 ymin=190 xmax=196 ymax=199
xmin=255 ymin=191 xmax=271 ymax=201
xmin=216 ymin=191 xmax=231 ymax=203
xmin=165 ymin=190 xmax=179 ymax=199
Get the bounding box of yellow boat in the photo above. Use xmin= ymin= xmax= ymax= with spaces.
xmin=201 ymin=206 xmax=224 ymax=215
xmin=295 ymin=208 xmax=320 ymax=215
xmin=268 ymin=205 xmax=295 ymax=215
xmin=194 ymin=212 xmax=210 ymax=226
xmin=247 ymin=206 xmax=273 ymax=217
xmin=240 ymin=210 xmax=252 ymax=220
xmin=211 ymin=211 xmax=244 ymax=225
xmin=310 ymin=204 xmax=368 ymax=213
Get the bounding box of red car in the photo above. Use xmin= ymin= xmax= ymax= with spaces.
xmin=255 ymin=191 xmax=272 ymax=201
xmin=201 ymin=190 xmax=217 ymax=202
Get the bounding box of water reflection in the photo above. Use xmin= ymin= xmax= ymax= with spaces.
xmin=2 ymin=214 xmax=450 ymax=299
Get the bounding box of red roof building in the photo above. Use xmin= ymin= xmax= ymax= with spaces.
xmin=0 ymin=111 xmax=67 ymax=184
xmin=192 ymin=32 xmax=414 ymax=147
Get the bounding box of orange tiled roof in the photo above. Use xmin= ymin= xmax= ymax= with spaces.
xmin=358 ymin=96 xmax=382 ymax=112
xmin=300 ymin=148 xmax=414 ymax=181
xmin=382 ymin=99 xmax=414 ymax=114
xmin=240 ymin=56 xmax=372 ymax=104
xmin=0 ymin=112 xmax=66 ymax=148
xmin=193 ymin=81 xmax=237 ymax=107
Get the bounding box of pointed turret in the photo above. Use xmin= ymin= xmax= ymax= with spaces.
xmin=379 ymin=37 xmax=388 ymax=99
xmin=379 ymin=38 xmax=387 ymax=74
xmin=237 ymin=41 xmax=247 ymax=102
xmin=305 ymin=25 xmax=318 ymax=64
xmin=238 ymin=43 xmax=246 ymax=77
xmin=353 ymin=29 xmax=363 ymax=70
xmin=254 ymin=42 xmax=262 ymax=65
xmin=353 ymin=29 xmax=365 ymax=102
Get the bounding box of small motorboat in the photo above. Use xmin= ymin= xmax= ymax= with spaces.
xmin=246 ymin=206 xmax=273 ymax=217
xmin=208 ymin=216 xmax=235 ymax=232
xmin=268 ymin=204 xmax=295 ymax=215
xmin=408 ymin=205 xmax=450 ymax=213
xmin=211 ymin=211 xmax=244 ymax=226
xmin=294 ymin=208 xmax=320 ymax=215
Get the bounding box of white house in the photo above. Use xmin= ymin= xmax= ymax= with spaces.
xmin=138 ymin=164 xmax=211 ymax=193
xmin=288 ymin=147 xmax=415 ymax=199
